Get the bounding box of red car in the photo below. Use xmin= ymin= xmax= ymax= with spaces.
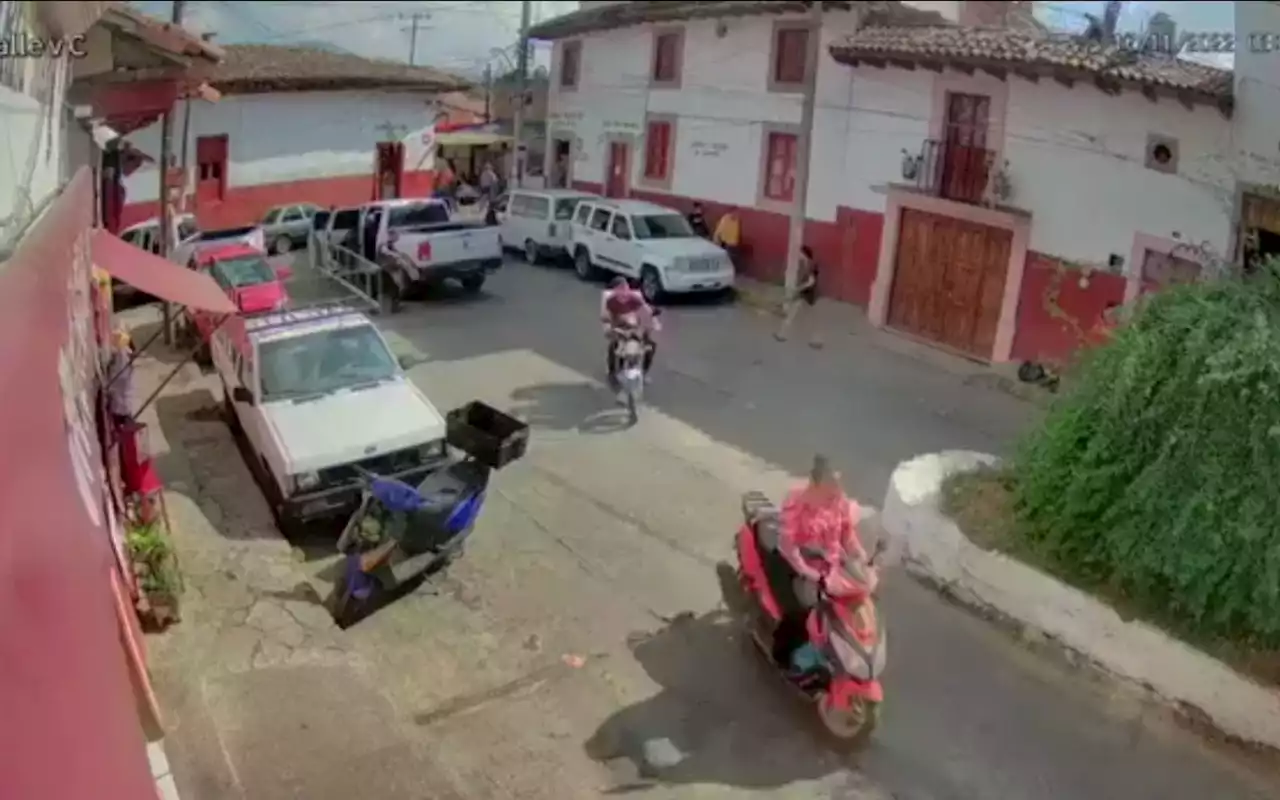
xmin=191 ymin=244 xmax=292 ymax=339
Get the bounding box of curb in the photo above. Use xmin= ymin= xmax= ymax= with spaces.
xmin=148 ymin=740 xmax=181 ymax=800
xmin=880 ymin=451 xmax=1280 ymax=753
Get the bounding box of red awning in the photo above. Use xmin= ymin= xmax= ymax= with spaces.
xmin=92 ymin=229 xmax=237 ymax=314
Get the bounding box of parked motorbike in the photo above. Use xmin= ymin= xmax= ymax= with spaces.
xmin=329 ymin=401 xmax=528 ymax=628
xmin=733 ymin=490 xmax=888 ymax=744
xmin=607 ymin=309 xmax=660 ymax=425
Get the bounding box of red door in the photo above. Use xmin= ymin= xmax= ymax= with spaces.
xmin=374 ymin=142 xmax=404 ymax=201
xmin=606 ymin=141 xmax=630 ymax=198
xmin=940 ymin=93 xmax=990 ymax=203
xmin=195 ymin=135 xmax=228 ymax=207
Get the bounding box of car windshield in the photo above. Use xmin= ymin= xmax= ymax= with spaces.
xmin=258 ymin=325 xmax=400 ymax=400
xmin=554 ymin=198 xmax=586 ymax=220
xmin=216 ymin=255 xmax=276 ymax=287
xmin=387 ymin=202 xmax=450 ymax=229
xmin=631 ymin=214 xmax=694 ymax=239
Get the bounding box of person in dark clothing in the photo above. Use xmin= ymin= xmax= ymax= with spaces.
xmin=687 ymin=202 xmax=710 ymax=238
xmin=775 ymin=245 xmax=822 ymax=347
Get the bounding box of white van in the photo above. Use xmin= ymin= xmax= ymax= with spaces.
xmin=495 ymin=188 xmax=598 ymax=264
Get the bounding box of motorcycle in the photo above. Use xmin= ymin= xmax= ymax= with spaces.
xmin=329 ymin=401 xmax=528 ymax=628
xmin=732 ymin=490 xmax=888 ymax=744
xmin=607 ymin=309 xmax=660 ymax=425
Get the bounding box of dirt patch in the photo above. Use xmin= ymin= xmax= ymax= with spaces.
xmin=940 ymin=468 xmax=1280 ymax=692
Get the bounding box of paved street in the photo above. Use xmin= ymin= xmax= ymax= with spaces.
xmin=134 ymin=256 xmax=1275 ymax=800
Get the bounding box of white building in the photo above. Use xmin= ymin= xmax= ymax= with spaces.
xmin=120 ymin=43 xmax=467 ymax=231
xmin=533 ymin=0 xmax=1238 ymax=364
xmin=1231 ymin=1 xmax=1280 ymax=268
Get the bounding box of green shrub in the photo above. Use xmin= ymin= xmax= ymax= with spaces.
xmin=1014 ymin=261 xmax=1280 ymax=646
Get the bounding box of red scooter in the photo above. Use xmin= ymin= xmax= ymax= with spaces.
xmin=732 ymin=491 xmax=887 ymax=744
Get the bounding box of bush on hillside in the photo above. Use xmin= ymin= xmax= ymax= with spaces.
xmin=1013 ymin=260 xmax=1280 ymax=646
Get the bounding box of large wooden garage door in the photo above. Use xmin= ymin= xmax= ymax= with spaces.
xmin=887 ymin=208 xmax=1012 ymax=359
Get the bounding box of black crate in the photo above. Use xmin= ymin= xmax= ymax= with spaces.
xmin=446 ymin=401 xmax=529 ymax=470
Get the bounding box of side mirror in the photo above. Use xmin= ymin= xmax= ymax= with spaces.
xmin=275 ymin=264 xmax=294 ymax=280
xmin=231 ymin=386 xmax=255 ymax=405
xmin=397 ymin=354 xmax=414 ymax=370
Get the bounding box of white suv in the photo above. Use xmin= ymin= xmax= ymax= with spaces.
xmin=568 ymin=199 xmax=735 ymax=302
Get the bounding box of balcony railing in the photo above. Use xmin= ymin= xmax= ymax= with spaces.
xmin=912 ymin=139 xmax=995 ymax=205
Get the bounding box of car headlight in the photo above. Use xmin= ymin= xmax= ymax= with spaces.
xmin=294 ymin=471 xmax=320 ymax=492
xmin=418 ymin=440 xmax=447 ymax=462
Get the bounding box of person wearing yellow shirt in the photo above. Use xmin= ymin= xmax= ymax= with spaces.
xmin=712 ymin=207 xmax=742 ymax=261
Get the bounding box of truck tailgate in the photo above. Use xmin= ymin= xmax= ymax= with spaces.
xmin=393 ymin=225 xmax=502 ymax=269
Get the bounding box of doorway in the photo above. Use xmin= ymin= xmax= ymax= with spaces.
xmin=1239 ymin=192 xmax=1280 ymax=272
xmin=550 ymin=138 xmax=572 ymax=188
xmin=606 ymin=140 xmax=630 ymax=198
xmin=375 ymin=142 xmax=404 ymax=201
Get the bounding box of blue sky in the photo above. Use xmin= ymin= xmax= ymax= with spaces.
xmin=131 ymin=2 xmax=1238 ymax=77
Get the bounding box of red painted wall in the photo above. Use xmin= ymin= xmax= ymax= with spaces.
xmin=122 ymin=170 xmax=438 ymax=231
xmin=0 ymin=168 xmax=156 ymax=799
xmin=575 ymin=181 xmax=882 ymax=307
xmin=1011 ymin=251 xmax=1127 ymax=364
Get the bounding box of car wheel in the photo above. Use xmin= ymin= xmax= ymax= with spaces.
xmin=640 ymin=266 xmax=664 ymax=304
xmin=574 ymin=248 xmax=597 ymax=281
xmin=524 ymin=239 xmax=540 ymax=265
xmin=460 ymin=274 xmax=486 ymax=294
xmin=273 ymin=236 xmax=292 ymax=255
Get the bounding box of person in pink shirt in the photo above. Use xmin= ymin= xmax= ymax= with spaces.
xmin=772 ymin=454 xmax=877 ymax=667
xmin=600 ymin=277 xmax=660 ymax=385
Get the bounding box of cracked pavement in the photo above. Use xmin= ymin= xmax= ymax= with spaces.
xmin=123 ymin=258 xmax=1277 ymax=800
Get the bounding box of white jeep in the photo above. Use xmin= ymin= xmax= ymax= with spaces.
xmin=211 ymin=304 xmax=448 ymax=531
xmin=568 ymin=198 xmax=735 ymax=303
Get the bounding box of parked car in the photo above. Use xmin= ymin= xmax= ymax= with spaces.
xmin=261 ymin=203 xmax=322 ymax=255
xmin=322 ymin=198 xmax=502 ymax=302
xmin=494 ymin=188 xmax=598 ymax=265
xmin=120 ymin=214 xmax=266 ymax=267
xmin=188 ymin=245 xmax=292 ymax=362
xmin=568 ymin=199 xmax=736 ymax=303
xmin=211 ymin=303 xmax=450 ymax=532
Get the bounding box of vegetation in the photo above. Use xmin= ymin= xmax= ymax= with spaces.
xmin=947 ymin=261 xmax=1280 ymax=682
xmin=126 ymin=521 xmax=182 ymax=597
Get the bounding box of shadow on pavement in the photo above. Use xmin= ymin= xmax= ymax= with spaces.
xmin=584 ymin=609 xmax=847 ymax=793
xmin=509 ymin=381 xmax=634 ymax=435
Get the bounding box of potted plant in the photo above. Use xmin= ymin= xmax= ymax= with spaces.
xmin=126 ymin=521 xmax=183 ymax=629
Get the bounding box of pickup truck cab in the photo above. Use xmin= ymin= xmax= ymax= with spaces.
xmin=212 ymin=305 xmax=449 ymax=530
xmin=569 ymin=199 xmax=735 ymax=303
xmin=324 ymin=198 xmax=502 ymax=298
xmin=121 ymin=213 xmax=267 ymax=267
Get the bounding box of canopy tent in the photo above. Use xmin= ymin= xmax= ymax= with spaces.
xmin=92 ymin=229 xmax=236 ymax=314
xmin=436 ymin=131 xmax=513 ymax=148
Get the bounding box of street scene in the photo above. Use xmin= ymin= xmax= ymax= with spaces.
xmin=5 ymin=2 xmax=1280 ymax=800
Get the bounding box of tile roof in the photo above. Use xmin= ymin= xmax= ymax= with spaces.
xmin=830 ymin=26 xmax=1233 ymax=109
xmin=527 ymin=1 xmax=948 ymax=40
xmin=208 ymin=44 xmax=470 ymax=96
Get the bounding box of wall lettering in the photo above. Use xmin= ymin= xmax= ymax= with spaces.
xmin=691 ymin=140 xmax=729 ymax=158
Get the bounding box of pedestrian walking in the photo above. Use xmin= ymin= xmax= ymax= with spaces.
xmin=775 ymin=245 xmax=822 ymax=348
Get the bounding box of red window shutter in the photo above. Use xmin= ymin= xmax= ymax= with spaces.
xmin=774 ymin=28 xmax=808 ymax=84
xmin=654 ymin=33 xmax=679 ymax=82
xmin=764 ymin=132 xmax=798 ymax=201
xmin=645 ymin=122 xmax=670 ymax=179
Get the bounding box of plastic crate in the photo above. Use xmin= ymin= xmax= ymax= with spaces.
xmin=446 ymin=401 xmax=529 ymax=470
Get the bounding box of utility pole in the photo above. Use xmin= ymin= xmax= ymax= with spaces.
xmin=401 ymin=12 xmax=429 ymax=66
xmin=483 ymin=63 xmax=492 ymax=123
xmin=158 ymin=0 xmax=185 ymax=345
xmin=510 ymin=0 xmax=532 ymax=188
xmin=782 ymin=0 xmax=823 ymax=298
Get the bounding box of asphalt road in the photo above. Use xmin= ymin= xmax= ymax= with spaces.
xmin=141 ymin=253 xmax=1275 ymax=800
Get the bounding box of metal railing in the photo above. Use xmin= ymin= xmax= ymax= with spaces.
xmin=914 ymin=139 xmax=995 ymax=205
xmin=308 ymin=232 xmax=384 ymax=312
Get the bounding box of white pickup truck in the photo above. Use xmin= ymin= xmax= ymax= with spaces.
xmin=211 ymin=303 xmax=450 ymax=531
xmin=120 ymin=213 xmax=267 ymax=267
xmin=323 ymin=198 xmax=502 ymax=302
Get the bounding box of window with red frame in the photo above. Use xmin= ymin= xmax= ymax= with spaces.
xmin=653 ymin=32 xmax=680 ymax=83
xmin=643 ymin=120 xmax=672 ymax=180
xmin=561 ymin=41 xmax=582 ymax=88
xmin=763 ymin=132 xmax=797 ymax=201
xmin=773 ymin=27 xmax=808 ymax=85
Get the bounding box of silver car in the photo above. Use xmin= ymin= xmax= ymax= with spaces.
xmin=261 ymin=203 xmax=322 ymax=255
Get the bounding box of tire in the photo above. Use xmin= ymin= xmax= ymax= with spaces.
xmin=524 ymin=239 xmax=540 ymax=265
xmin=816 ymin=694 xmax=879 ymax=746
xmin=1017 ymin=361 xmax=1045 ymax=384
xmin=640 ymin=266 xmax=664 ymax=304
xmin=273 ymin=235 xmax=292 ymax=255
xmin=460 ymin=274 xmax=486 ymax=293
xmin=574 ymin=247 xmax=597 ymax=281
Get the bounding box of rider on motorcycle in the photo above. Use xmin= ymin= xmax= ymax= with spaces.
xmin=600 ymin=276 xmax=659 ymax=386
xmin=772 ymin=454 xmax=877 ymax=669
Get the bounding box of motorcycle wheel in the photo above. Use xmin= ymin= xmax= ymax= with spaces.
xmin=816 ymin=694 xmax=879 ymax=745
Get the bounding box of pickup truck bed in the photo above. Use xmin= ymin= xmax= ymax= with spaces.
xmin=383 ymin=221 xmax=502 ymax=292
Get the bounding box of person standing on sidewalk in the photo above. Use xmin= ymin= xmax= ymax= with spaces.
xmin=775 ymin=245 xmax=822 ymax=347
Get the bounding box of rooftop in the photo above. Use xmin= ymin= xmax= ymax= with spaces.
xmin=208 ymin=44 xmax=470 ymax=96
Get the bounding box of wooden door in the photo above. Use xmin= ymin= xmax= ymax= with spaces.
xmin=375 ymin=142 xmax=404 ymax=200
xmin=606 ymin=141 xmax=630 ymax=198
xmin=887 ymin=208 xmax=1011 ymax=359
xmin=941 ymin=93 xmax=990 ymax=203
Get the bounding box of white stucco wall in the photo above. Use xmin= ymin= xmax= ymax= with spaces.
xmin=124 ymin=90 xmax=436 ymax=203
xmin=1233 ymin=1 xmax=1280 ymax=188
xmin=1 ymin=49 xmax=71 ymax=251
xmin=544 ymin=7 xmax=1235 ymax=269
